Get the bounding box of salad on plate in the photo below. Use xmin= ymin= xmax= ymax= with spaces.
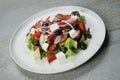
xmin=26 ymin=11 xmax=92 ymax=63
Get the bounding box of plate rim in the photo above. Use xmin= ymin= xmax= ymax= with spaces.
xmin=9 ymin=5 xmax=106 ymax=74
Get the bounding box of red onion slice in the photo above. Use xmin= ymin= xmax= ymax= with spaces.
xmin=54 ymin=35 xmax=62 ymax=44
xmin=61 ymin=20 xmax=74 ymax=29
xmin=39 ymin=34 xmax=44 ymax=46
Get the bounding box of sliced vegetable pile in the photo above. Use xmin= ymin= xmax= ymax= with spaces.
xmin=26 ymin=11 xmax=92 ymax=63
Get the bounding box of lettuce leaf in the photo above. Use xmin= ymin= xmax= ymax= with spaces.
xmin=65 ymin=48 xmax=74 ymax=57
xmin=64 ymin=38 xmax=77 ymax=48
xmin=26 ymin=33 xmax=34 ymax=51
xmin=60 ymin=38 xmax=79 ymax=57
xmin=79 ymin=16 xmax=86 ymax=23
xmin=79 ymin=35 xmax=88 ymax=48
xmin=79 ymin=35 xmax=85 ymax=43
xmin=41 ymin=51 xmax=46 ymax=59
xmin=83 ymin=40 xmax=88 ymax=46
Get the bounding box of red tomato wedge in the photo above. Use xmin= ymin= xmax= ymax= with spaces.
xmin=79 ymin=22 xmax=86 ymax=32
xmin=47 ymin=34 xmax=56 ymax=42
xmin=46 ymin=53 xmax=56 ymax=63
xmin=48 ymin=44 xmax=57 ymax=51
xmin=58 ymin=21 xmax=66 ymax=25
xmin=58 ymin=22 xmax=69 ymax=30
xmin=60 ymin=34 xmax=68 ymax=43
xmin=33 ymin=32 xmax=42 ymax=37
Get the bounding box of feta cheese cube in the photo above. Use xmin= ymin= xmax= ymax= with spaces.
xmin=39 ymin=34 xmax=48 ymax=45
xmin=49 ymin=23 xmax=59 ymax=32
xmin=69 ymin=29 xmax=78 ymax=39
xmin=71 ymin=15 xmax=78 ymax=20
xmin=42 ymin=43 xmax=49 ymax=52
xmin=56 ymin=52 xmax=66 ymax=63
xmin=56 ymin=52 xmax=65 ymax=58
xmin=30 ymin=28 xmax=35 ymax=34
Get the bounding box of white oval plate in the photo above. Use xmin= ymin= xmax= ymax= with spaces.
xmin=9 ymin=6 xmax=105 ymax=74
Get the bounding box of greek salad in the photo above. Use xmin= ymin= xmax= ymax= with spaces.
xmin=26 ymin=11 xmax=92 ymax=63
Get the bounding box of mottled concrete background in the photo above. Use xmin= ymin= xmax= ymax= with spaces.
xmin=0 ymin=0 xmax=120 ymax=80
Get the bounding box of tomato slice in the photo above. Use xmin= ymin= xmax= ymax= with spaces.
xmin=58 ymin=22 xmax=69 ymax=30
xmin=58 ymin=21 xmax=66 ymax=25
xmin=33 ymin=32 xmax=42 ymax=37
xmin=79 ymin=22 xmax=86 ymax=32
xmin=46 ymin=52 xmax=56 ymax=63
xmin=60 ymin=34 xmax=68 ymax=43
xmin=59 ymin=26 xmax=69 ymax=30
xmin=47 ymin=34 xmax=56 ymax=42
xmin=48 ymin=44 xmax=57 ymax=51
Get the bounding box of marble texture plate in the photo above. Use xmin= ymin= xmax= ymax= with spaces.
xmin=9 ymin=6 xmax=105 ymax=74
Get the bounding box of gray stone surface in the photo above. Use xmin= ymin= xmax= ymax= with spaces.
xmin=0 ymin=0 xmax=120 ymax=80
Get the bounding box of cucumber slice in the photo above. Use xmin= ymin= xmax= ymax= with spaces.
xmin=33 ymin=48 xmax=41 ymax=60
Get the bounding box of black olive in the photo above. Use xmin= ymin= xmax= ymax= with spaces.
xmin=79 ymin=42 xmax=87 ymax=50
xmin=45 ymin=41 xmax=50 ymax=44
xmin=55 ymin=29 xmax=63 ymax=35
xmin=84 ymin=28 xmax=92 ymax=39
xmin=26 ymin=33 xmax=29 ymax=36
xmin=59 ymin=47 xmax=67 ymax=53
xmin=71 ymin=11 xmax=80 ymax=17
xmin=42 ymin=22 xmax=49 ymax=26
xmin=45 ymin=41 xmax=48 ymax=43
xmin=32 ymin=40 xmax=40 ymax=46
xmin=73 ymin=23 xmax=78 ymax=29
